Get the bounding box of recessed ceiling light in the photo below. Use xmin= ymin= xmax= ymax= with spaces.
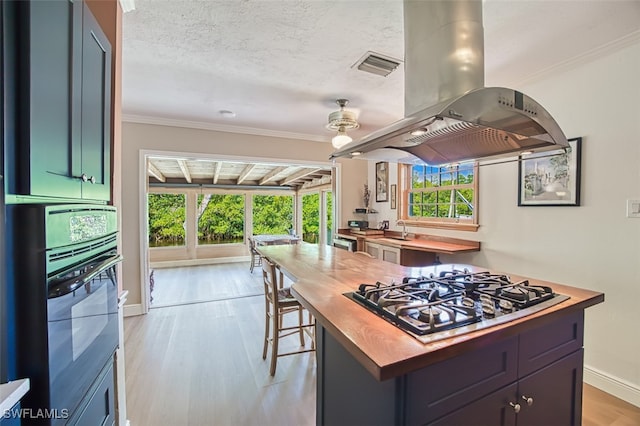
xmin=219 ymin=110 xmax=236 ymax=118
xmin=520 ymin=150 xmax=533 ymax=155
xmin=351 ymin=151 xmax=363 ymax=156
xmin=410 ymin=129 xmax=427 ymax=136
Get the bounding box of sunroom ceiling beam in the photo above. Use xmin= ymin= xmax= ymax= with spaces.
xmin=148 ymin=162 xmax=166 ymax=182
xmin=212 ymin=161 xmax=221 ymax=184
xmin=237 ymin=164 xmax=257 ymax=185
xmin=259 ymin=166 xmax=289 ymax=185
xmin=280 ymin=168 xmax=322 ymax=186
xmin=177 ymin=159 xmax=192 ymax=183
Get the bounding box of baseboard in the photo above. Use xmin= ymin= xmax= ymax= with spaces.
xmin=584 ymin=365 xmax=640 ymax=408
xmin=123 ymin=303 xmax=144 ymax=317
xmin=150 ymin=256 xmax=250 ymax=269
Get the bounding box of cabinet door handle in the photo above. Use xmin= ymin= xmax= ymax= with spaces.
xmin=521 ymin=395 xmax=534 ymax=406
xmin=78 ymin=174 xmax=96 ymax=184
xmin=509 ymin=402 xmax=521 ymax=413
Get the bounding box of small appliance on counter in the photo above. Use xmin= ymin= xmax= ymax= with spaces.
xmin=333 ymin=237 xmax=356 ymax=252
xmin=348 ymin=220 xmax=369 ymax=230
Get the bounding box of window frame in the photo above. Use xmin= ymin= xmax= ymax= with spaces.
xmin=196 ymin=192 xmax=247 ymax=246
xmin=398 ymin=162 xmax=480 ymax=232
xmin=251 ymin=193 xmax=295 ymax=237
xmin=147 ymin=191 xmax=187 ymax=247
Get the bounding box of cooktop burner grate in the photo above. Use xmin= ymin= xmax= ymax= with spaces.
xmin=344 ymin=268 xmax=569 ymax=344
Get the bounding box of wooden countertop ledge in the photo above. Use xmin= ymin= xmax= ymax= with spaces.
xmin=257 ymin=244 xmax=604 ymax=381
xmin=336 ymin=229 xmax=481 ymax=254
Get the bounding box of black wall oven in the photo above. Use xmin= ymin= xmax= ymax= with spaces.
xmin=5 ymin=204 xmax=121 ymax=425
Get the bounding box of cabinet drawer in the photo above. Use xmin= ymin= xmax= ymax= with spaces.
xmin=518 ymin=310 xmax=583 ymax=377
xmin=69 ymin=360 xmax=115 ymax=426
xmin=382 ymin=246 xmax=400 ymax=264
xmin=429 ymin=382 xmax=518 ymax=426
xmin=404 ymin=335 xmax=518 ymax=425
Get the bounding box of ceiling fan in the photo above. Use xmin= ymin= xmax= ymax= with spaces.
xmin=326 ymin=99 xmax=359 ymax=149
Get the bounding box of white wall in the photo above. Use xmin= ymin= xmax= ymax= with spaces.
xmin=371 ymin=39 xmax=640 ymax=405
xmin=121 ymin=122 xmax=367 ymax=313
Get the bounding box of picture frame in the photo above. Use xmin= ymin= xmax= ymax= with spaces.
xmin=375 ymin=162 xmax=389 ymax=202
xmin=390 ymin=184 xmax=397 ymax=209
xmin=518 ymin=137 xmax=582 ymax=206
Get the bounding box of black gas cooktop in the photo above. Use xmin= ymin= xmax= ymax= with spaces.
xmin=344 ymin=268 xmax=569 ymax=344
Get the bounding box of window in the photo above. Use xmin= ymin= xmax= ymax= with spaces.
xmin=302 ymin=193 xmax=320 ymax=244
xmin=252 ymin=194 xmax=294 ymax=235
xmin=148 ymin=193 xmax=186 ymax=247
xmin=325 ymin=190 xmax=333 ymax=245
xmin=400 ymin=162 xmax=479 ymax=231
xmin=197 ymin=194 xmax=245 ymax=245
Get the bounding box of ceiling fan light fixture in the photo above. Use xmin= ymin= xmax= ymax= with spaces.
xmin=332 ymin=126 xmax=353 ymax=149
xmin=326 ymin=99 xmax=360 ymax=131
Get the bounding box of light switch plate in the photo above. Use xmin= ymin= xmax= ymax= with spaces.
xmin=627 ymin=199 xmax=640 ymax=218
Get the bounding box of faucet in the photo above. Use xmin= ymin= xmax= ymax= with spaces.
xmin=396 ymin=220 xmax=408 ymax=239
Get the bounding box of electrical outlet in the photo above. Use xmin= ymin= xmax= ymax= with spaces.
xmin=627 ymin=199 xmax=640 ymax=218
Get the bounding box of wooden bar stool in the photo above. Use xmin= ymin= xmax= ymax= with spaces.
xmin=261 ymin=258 xmax=315 ymax=376
xmin=249 ymin=237 xmax=262 ymax=273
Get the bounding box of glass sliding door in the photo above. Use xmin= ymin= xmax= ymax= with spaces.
xmin=148 ymin=193 xmax=186 ymax=247
xmin=252 ymin=194 xmax=294 ymax=235
xmin=301 ymin=189 xmax=334 ymax=245
xmin=197 ymin=194 xmax=245 ymax=245
xmin=325 ymin=190 xmax=333 ymax=245
xmin=302 ymin=193 xmax=319 ymax=244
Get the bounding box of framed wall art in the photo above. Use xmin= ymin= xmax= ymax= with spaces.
xmin=390 ymin=184 xmax=397 ymax=209
xmin=518 ymin=137 xmax=582 ymax=206
xmin=375 ymin=162 xmax=389 ymax=202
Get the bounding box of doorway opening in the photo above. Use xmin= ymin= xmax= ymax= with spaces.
xmin=141 ymin=152 xmax=338 ymax=310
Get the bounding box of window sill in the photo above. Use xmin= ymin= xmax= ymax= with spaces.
xmin=402 ymin=220 xmax=479 ymax=232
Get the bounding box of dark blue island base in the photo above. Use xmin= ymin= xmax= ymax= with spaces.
xmin=317 ymin=310 xmax=584 ymax=426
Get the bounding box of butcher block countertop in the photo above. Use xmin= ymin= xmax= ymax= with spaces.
xmin=370 ymin=236 xmax=479 ymax=254
xmin=337 ymin=229 xmax=480 ymax=255
xmin=257 ymin=243 xmax=604 ymax=381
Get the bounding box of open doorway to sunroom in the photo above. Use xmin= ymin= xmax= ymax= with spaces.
xmin=144 ymin=154 xmax=336 ymax=308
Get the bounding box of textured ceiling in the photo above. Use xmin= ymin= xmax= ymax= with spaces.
xmin=123 ymin=0 xmax=640 ymax=144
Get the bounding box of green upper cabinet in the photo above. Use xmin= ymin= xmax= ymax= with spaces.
xmin=77 ymin=1 xmax=112 ymax=201
xmin=7 ymin=0 xmax=111 ymax=202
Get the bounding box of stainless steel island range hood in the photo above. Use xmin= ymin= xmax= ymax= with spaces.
xmin=330 ymin=0 xmax=569 ymax=165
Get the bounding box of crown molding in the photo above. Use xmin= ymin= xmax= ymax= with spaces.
xmin=119 ymin=0 xmax=136 ymax=13
xmin=510 ymin=30 xmax=640 ymax=88
xmin=122 ymin=114 xmax=329 ymax=143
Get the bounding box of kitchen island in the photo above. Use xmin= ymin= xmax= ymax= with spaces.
xmin=257 ymin=243 xmax=604 ymax=425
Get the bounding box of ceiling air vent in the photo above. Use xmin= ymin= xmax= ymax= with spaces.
xmin=352 ymin=51 xmax=402 ymax=77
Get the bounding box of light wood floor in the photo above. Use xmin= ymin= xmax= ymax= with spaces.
xmin=583 ymin=383 xmax=640 ymax=426
xmin=150 ymin=263 xmax=264 ymax=307
xmin=125 ymin=262 xmax=640 ymax=426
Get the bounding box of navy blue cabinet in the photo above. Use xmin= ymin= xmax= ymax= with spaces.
xmin=6 ymin=0 xmax=111 ymax=202
xmin=317 ymin=311 xmax=585 ymax=425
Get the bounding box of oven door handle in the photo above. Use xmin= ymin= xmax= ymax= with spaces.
xmin=48 ymin=254 xmax=124 ymax=299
